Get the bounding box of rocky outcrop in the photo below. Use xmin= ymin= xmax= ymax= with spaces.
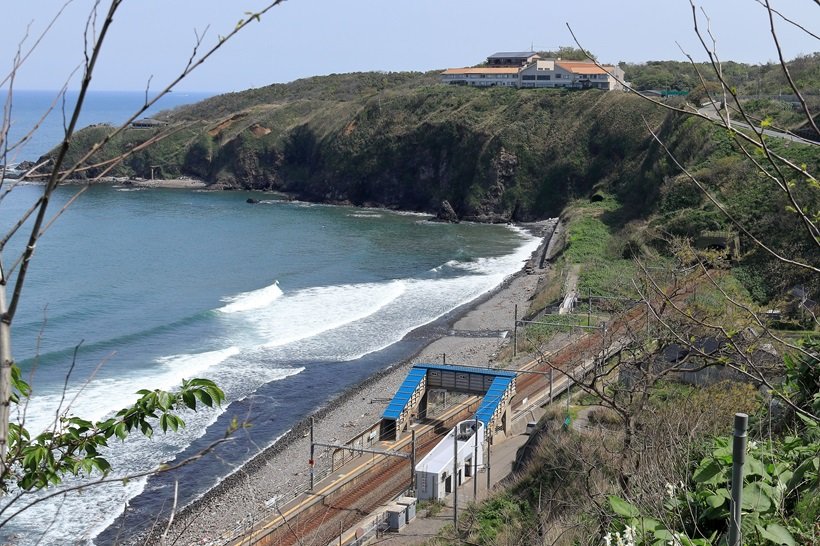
xmin=462 ymin=148 xmax=518 ymax=223
xmin=436 ymin=200 xmax=459 ymax=223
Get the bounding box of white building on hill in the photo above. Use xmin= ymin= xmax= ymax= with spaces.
xmin=441 ymin=52 xmax=625 ymax=91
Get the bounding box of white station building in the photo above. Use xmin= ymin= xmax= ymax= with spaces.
xmin=415 ymin=419 xmax=485 ymax=501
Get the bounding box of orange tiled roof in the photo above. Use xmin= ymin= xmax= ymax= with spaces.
xmin=441 ymin=67 xmax=520 ymax=75
xmin=555 ymin=61 xmax=611 ymax=75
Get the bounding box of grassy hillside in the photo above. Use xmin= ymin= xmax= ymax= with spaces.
xmin=60 ymin=73 xmax=670 ymax=221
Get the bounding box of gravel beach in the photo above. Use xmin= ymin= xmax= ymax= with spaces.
xmin=129 ymin=221 xmax=553 ymax=546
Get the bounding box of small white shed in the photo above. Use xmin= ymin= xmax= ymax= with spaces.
xmin=385 ymin=503 xmax=407 ymax=531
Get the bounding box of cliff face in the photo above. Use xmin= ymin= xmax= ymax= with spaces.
xmin=62 ymin=73 xmax=670 ymax=221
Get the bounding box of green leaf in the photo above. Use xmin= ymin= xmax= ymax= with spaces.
xmin=786 ymin=456 xmax=818 ymax=492
xmin=693 ymin=459 xmax=724 ymax=484
xmin=195 ymin=389 xmax=213 ymax=407
xmin=742 ymin=481 xmax=773 ymax=513
xmin=757 ymin=523 xmax=796 ymax=546
xmin=608 ymin=495 xmax=640 ymax=517
xmin=182 ymin=390 xmax=196 ymax=410
xmin=746 ymin=456 xmax=770 ymax=480
xmin=706 ymin=494 xmax=726 ymax=509
xmin=636 ymin=517 xmax=663 ymax=532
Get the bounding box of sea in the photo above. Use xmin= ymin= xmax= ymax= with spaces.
xmin=0 ymin=91 xmax=540 ymax=544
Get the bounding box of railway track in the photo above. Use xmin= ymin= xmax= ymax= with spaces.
xmin=228 ymin=400 xmax=479 ymax=546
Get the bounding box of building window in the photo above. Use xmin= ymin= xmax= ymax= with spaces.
xmin=522 ymin=75 xmax=535 ymax=81
xmin=536 ymin=75 xmax=550 ymax=80
xmin=555 ymin=73 xmax=561 ymax=78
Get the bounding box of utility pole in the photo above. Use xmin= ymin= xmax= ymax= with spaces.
xmin=513 ymin=304 xmax=518 ymax=357
xmin=473 ymin=416 xmax=479 ymax=500
xmin=410 ymin=430 xmax=416 ymax=492
xmin=453 ymin=425 xmax=458 ymax=531
xmin=486 ymin=436 xmax=492 ymax=491
xmin=309 ymin=417 xmax=315 ymax=490
xmin=549 ymin=367 xmax=554 ymax=405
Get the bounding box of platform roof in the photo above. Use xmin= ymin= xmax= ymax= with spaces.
xmin=413 ymin=363 xmax=516 ymax=378
xmin=473 ymin=376 xmax=515 ymax=427
xmin=382 ymin=363 xmax=515 ymax=423
xmin=382 ymin=366 xmax=427 ymax=420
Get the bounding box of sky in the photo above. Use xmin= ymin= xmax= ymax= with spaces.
xmin=1 ymin=0 xmax=818 ymax=93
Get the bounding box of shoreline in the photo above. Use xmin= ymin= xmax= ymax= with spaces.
xmin=122 ymin=220 xmax=554 ymax=546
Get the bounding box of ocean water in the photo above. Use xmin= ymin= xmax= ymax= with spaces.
xmin=0 ymin=92 xmax=540 ymax=545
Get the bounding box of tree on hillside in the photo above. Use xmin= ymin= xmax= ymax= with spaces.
xmin=504 ymin=3 xmax=820 ymax=545
xmin=0 ymin=0 xmax=288 ymax=537
xmin=564 ymin=0 xmax=819 ymax=417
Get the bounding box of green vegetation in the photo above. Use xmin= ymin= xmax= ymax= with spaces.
xmin=622 ymin=54 xmax=820 ymax=97
xmin=606 ymin=344 xmax=819 ymax=546
xmin=562 ymin=197 xmax=642 ymax=299
xmin=59 ymin=72 xmax=668 ymax=223
xmin=4 ymin=368 xmax=224 ymax=491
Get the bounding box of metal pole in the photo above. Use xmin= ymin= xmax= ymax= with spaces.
xmin=443 ymin=352 xmax=446 ymax=365
xmin=309 ymin=417 xmax=315 ymax=490
xmin=339 ymin=519 xmax=343 ymax=546
xmin=566 ymin=383 xmax=570 ymax=413
xmin=587 ymin=287 xmax=591 ymax=327
xmin=410 ymin=430 xmax=416 ymax=492
xmin=728 ymin=413 xmax=748 ymax=546
xmin=453 ymin=424 xmax=458 ymax=530
xmin=549 ymin=367 xmax=554 ymax=405
xmin=486 ymin=436 xmax=491 ymax=491
xmin=645 ymin=300 xmax=650 ymax=336
xmin=473 ymin=416 xmax=479 ymax=500
xmin=513 ymin=304 xmax=518 ymax=357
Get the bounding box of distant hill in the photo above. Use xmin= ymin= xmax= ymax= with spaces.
xmin=55 ymin=61 xmax=819 ymax=302
xmin=60 ymin=72 xmax=670 ymax=221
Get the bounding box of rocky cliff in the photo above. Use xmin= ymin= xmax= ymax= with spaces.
xmin=58 ymin=72 xmax=671 ymax=222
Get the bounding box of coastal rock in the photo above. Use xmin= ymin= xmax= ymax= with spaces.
xmin=436 ymin=200 xmax=459 ymax=223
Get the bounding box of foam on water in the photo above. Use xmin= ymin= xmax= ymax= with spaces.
xmin=20 ymin=346 xmax=242 ymax=434
xmin=218 ymin=281 xmax=283 ymax=314
xmin=260 ymin=232 xmax=542 ymax=363
xmin=6 ymin=351 xmax=304 ymax=546
xmin=225 ymin=280 xmax=407 ymax=349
